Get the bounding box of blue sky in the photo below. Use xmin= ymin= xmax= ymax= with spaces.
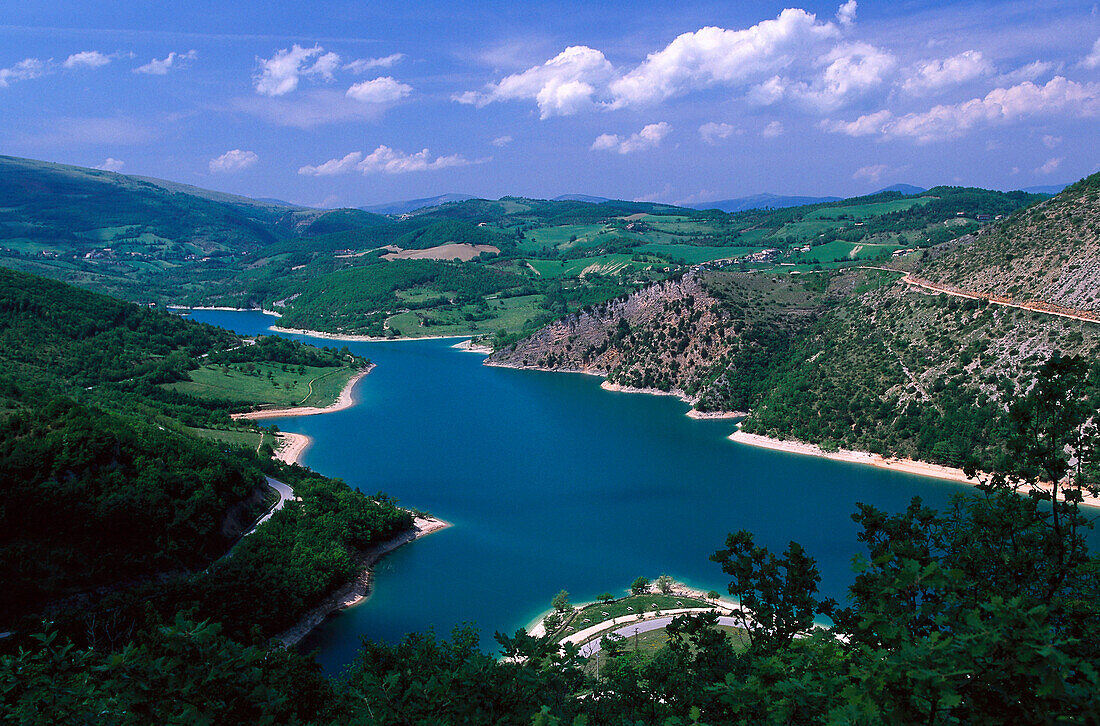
xmin=2 ymin=1 xmax=1099 ymax=207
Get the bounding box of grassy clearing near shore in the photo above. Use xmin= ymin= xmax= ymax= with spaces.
xmin=187 ymin=426 xmax=267 ymax=451
xmin=579 ymin=624 xmax=751 ymax=675
xmin=385 ymin=294 xmax=546 ymax=337
xmin=551 ymin=593 xmax=714 ymax=642
xmin=165 ymin=362 xmax=357 ymax=408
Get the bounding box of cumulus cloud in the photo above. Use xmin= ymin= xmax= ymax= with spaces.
xmin=1082 ymin=37 xmax=1100 ymax=69
xmin=346 ymin=76 xmax=412 ymax=103
xmin=94 ymin=158 xmax=125 ymax=172
xmin=491 ymin=135 xmax=513 ymax=147
xmin=209 ymin=149 xmax=259 ymax=173
xmin=344 ymin=54 xmax=404 ymax=73
xmin=591 ymin=122 xmax=671 ymax=153
xmin=901 ymin=50 xmax=993 ymax=96
xmin=756 ymin=41 xmax=895 ymax=112
xmin=456 ymin=45 xmax=615 ymax=118
xmin=299 ymin=146 xmax=479 ymax=176
xmin=609 ymin=9 xmax=840 ymax=108
xmin=135 ymin=50 xmax=197 ymax=75
xmin=836 ymin=0 xmax=858 ymax=26
xmin=0 ymin=58 xmax=47 ymax=88
xmin=1036 ymin=157 xmax=1063 ymax=174
xmin=853 ymin=163 xmax=888 ymax=182
xmin=699 ymin=121 xmax=736 ymax=144
xmin=254 ymin=44 xmax=341 ymax=96
xmin=63 ymin=51 xmax=111 ymax=69
xmin=761 ymin=120 xmax=784 ymax=137
xmin=821 ymin=76 xmax=1100 ymax=142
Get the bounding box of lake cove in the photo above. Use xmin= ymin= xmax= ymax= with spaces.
xmin=189 ymin=309 xmax=1018 ymax=673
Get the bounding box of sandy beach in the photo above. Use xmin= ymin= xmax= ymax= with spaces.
xmin=272 ymin=432 xmax=311 ymax=465
xmin=730 ymin=428 xmax=1100 ymax=508
xmin=232 ymin=365 xmax=372 ymax=421
xmin=278 ymin=515 xmax=452 ymax=646
xmin=452 ymin=339 xmax=494 ymax=354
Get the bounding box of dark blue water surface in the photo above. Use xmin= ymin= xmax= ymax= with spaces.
xmin=188 ymin=310 xmax=981 ymax=673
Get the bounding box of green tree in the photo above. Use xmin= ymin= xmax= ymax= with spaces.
xmin=630 ymin=576 xmax=650 ymax=596
xmin=551 ymin=589 xmax=571 ymax=613
xmin=656 ymin=574 xmax=674 ymax=594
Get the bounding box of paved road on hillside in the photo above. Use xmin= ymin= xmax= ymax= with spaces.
xmin=578 ymin=615 xmax=741 ymax=657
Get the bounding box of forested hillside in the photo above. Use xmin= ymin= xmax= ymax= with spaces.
xmin=920 ymin=172 xmax=1100 ymax=312
xmin=0 ymin=268 xmax=412 ymax=641
xmin=489 ymin=174 xmax=1100 ymax=471
xmin=0 ymin=155 xmax=1044 ymax=342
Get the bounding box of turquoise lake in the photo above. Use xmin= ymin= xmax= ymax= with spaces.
xmin=190 ymin=310 xmax=984 ymax=673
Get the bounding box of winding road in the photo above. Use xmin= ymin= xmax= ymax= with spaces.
xmin=242 ymin=476 xmax=294 ymax=538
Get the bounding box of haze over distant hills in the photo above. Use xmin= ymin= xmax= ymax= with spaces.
xmin=360 ymin=193 xmax=475 ymax=215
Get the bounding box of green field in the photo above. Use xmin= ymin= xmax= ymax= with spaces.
xmin=804 ymin=197 xmax=932 ymax=220
xmin=552 ymin=594 xmax=713 ymax=642
xmin=187 ymin=425 xmax=267 ymax=451
xmin=165 ymin=362 xmax=357 ymax=407
xmin=385 ymin=293 xmax=547 ymax=337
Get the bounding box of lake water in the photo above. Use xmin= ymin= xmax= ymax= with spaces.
xmin=189 ymin=310 xmax=987 ymax=673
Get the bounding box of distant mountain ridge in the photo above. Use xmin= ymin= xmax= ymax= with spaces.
xmin=686 ymin=192 xmax=842 ymax=213
xmin=360 ymin=193 xmax=476 ymax=215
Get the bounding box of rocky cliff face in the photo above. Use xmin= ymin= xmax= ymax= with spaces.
xmin=919 ymin=172 xmax=1100 ymax=313
xmin=487 ymin=271 xmax=830 ymax=411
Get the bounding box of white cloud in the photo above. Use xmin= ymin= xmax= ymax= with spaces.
xmin=457 ymin=45 xmax=615 ymax=118
xmin=135 ymin=50 xmax=197 ymax=75
xmin=853 ymin=164 xmax=888 ymax=182
xmin=0 ymin=58 xmax=47 ymax=88
xmin=836 ymin=0 xmax=858 ymax=27
xmin=761 ymin=120 xmax=784 ymax=138
xmin=209 ymin=149 xmax=259 ymax=173
xmin=818 ymin=108 xmax=891 ymax=136
xmin=63 ymin=51 xmax=111 ymax=69
xmin=254 ymin=44 xmax=341 ymax=96
xmin=1036 ymin=157 xmax=1063 ymax=174
xmin=901 ymin=50 xmax=993 ymax=96
xmin=699 ymin=122 xmax=736 ymax=144
xmin=821 ymin=77 xmax=1100 ymax=142
xmin=591 ymin=122 xmax=671 ymax=154
xmin=345 ymin=76 xmax=412 ymax=103
xmin=299 ymin=146 xmax=480 ymax=176
xmin=766 ymin=41 xmax=895 ymax=112
xmin=344 ymin=54 xmax=404 ymax=73
xmin=94 ymin=158 xmax=125 ymax=172
xmin=996 ymin=60 xmax=1057 ymax=85
xmin=1042 ymin=134 xmax=1062 ymax=148
xmin=609 ymin=9 xmax=840 ymax=108
xmin=491 ymin=135 xmax=513 ymax=147
xmin=1082 ymin=37 xmax=1100 ymax=69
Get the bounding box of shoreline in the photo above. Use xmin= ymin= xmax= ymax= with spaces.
xmin=273 ymin=432 xmax=312 ymax=465
xmin=168 ymin=305 xmax=283 ymax=317
xmin=486 ymin=360 xmax=745 ymax=419
xmin=452 ymin=339 xmax=493 ymax=354
xmin=231 ymin=365 xmax=373 ymax=421
xmin=278 ymin=515 xmax=452 ymax=647
xmin=730 ymin=428 xmax=1100 ymax=508
xmin=270 ymin=325 xmax=471 ymax=343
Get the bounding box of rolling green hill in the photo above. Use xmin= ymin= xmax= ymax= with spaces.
xmin=0 ymin=155 xmax=1046 ymax=343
